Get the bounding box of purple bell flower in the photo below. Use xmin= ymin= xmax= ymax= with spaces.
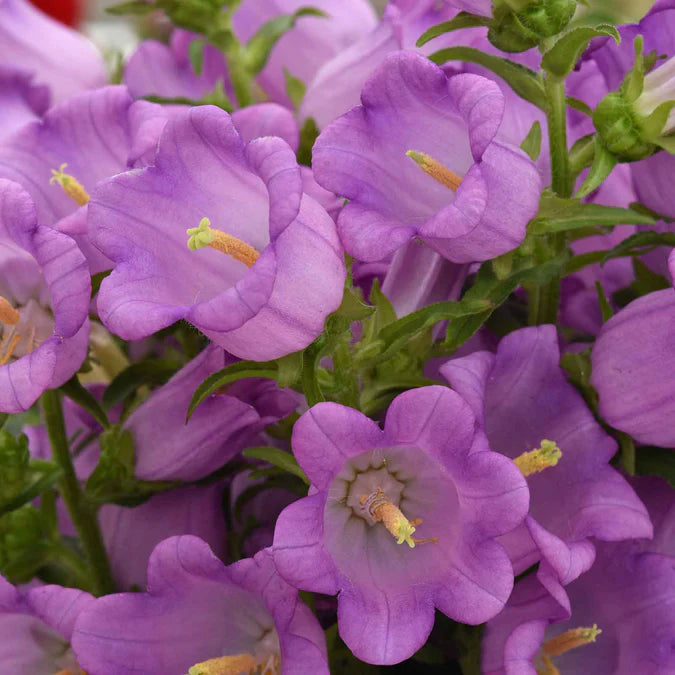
xmin=313 ymin=51 xmax=541 ymax=264
xmin=71 ymin=537 xmax=329 ymax=675
xmin=0 ymin=574 xmax=94 ymax=674
xmin=442 ymin=326 xmax=652 ymax=596
xmin=481 ymin=476 xmax=674 ymax=675
xmin=90 ymin=105 xmax=346 ymax=361
xmin=592 ymin=287 xmax=675 ymax=448
xmin=273 ymin=386 xmax=529 ymax=665
xmin=0 ymin=0 xmax=106 ymax=105
xmin=0 ymin=179 xmax=90 ymax=412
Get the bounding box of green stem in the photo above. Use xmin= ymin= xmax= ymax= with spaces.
xmin=42 ymin=390 xmax=116 ymax=596
xmin=618 ymin=432 xmax=636 ymax=476
xmin=530 ymin=76 xmax=571 ymax=325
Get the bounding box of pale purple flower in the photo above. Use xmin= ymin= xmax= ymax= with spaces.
xmin=0 ymin=0 xmax=106 ymax=105
xmin=0 ymin=86 xmax=168 ymax=274
xmin=0 ymin=575 xmax=94 ymax=674
xmin=482 ymin=477 xmax=674 ymax=675
xmin=273 ymin=386 xmax=529 ymax=664
xmin=592 ymin=288 xmax=675 ymax=448
xmin=71 ymin=537 xmax=329 ymax=675
xmin=442 ymin=326 xmax=652 ymax=597
xmin=0 ymin=179 xmax=90 ymax=413
xmin=90 ymin=105 xmax=346 ymax=360
xmin=313 ymin=51 xmax=541 ymax=264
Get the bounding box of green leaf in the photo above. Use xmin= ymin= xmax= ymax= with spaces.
xmin=602 ymin=231 xmax=675 ymax=263
xmin=187 ymin=360 xmax=279 ymax=420
xmin=428 ymin=46 xmax=547 ymax=109
xmin=301 ymin=338 xmax=326 ymax=407
xmin=595 ymin=281 xmax=614 ymax=322
xmin=530 ymin=192 xmax=656 ymax=235
xmin=636 ymin=446 xmax=675 ymax=487
xmin=241 ymin=446 xmax=309 ymax=484
xmin=567 ymin=96 xmax=593 ymax=118
xmin=520 ymin=120 xmax=542 ymax=161
xmin=283 ymin=68 xmax=306 ymax=109
xmin=0 ymin=461 xmax=62 ymax=516
xmin=106 ymin=0 xmax=156 ymax=15
xmin=60 ymin=376 xmax=109 ymax=429
xmin=188 ymin=39 xmax=205 ymax=76
xmin=334 ymin=288 xmax=375 ymax=322
xmin=297 ymin=116 xmax=319 ymax=166
xmin=542 ymin=25 xmax=620 ymax=79
xmin=0 ymin=413 xmax=8 ymax=430
xmin=575 ymin=138 xmax=617 ymax=199
xmin=416 ymin=12 xmax=492 ymax=46
xmin=276 ymin=351 xmax=303 ymax=389
xmin=243 ymin=8 xmax=327 ymax=74
xmin=360 ymin=376 xmax=437 ymax=417
xmin=102 ymin=359 xmax=181 ymax=411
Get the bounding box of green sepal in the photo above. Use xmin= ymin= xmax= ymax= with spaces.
xmin=520 ymin=120 xmax=542 ymax=161
xmin=529 ymin=191 xmax=656 ymax=235
xmin=541 ymin=24 xmax=619 ymax=79
xmin=241 ymin=446 xmax=309 ymax=484
xmin=575 ymin=137 xmax=618 ymax=199
xmin=60 ymin=376 xmax=110 ymax=429
xmin=188 ymin=38 xmax=205 ymax=76
xmin=284 ymin=68 xmax=306 ymax=110
xmin=595 ymin=281 xmax=614 ymax=322
xmin=428 ymin=46 xmax=547 ymax=109
xmin=102 ymin=358 xmax=181 ymax=411
xmin=297 ymin=117 xmax=319 ymax=166
xmin=416 ymin=12 xmax=492 ymax=47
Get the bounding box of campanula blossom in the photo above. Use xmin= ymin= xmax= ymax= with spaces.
xmin=313 ymin=51 xmax=541 ymax=264
xmin=0 ymin=179 xmax=89 ymax=413
xmin=91 ymin=105 xmax=345 ymax=360
xmin=273 ymin=386 xmax=529 ymax=664
xmin=442 ymin=326 xmax=652 ymax=597
xmin=71 ymin=537 xmax=329 ymax=675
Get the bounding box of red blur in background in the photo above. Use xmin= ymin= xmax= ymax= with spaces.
xmin=30 ymin=0 xmax=82 ymax=26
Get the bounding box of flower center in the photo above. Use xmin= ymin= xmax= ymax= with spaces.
xmin=186 ymin=217 xmax=260 ymax=268
xmin=513 ymin=440 xmax=562 ymax=477
xmin=0 ymin=298 xmax=52 ymax=365
xmin=50 ymin=164 xmax=90 ymax=206
xmin=535 ymin=624 xmax=602 ymax=675
xmin=406 ymin=150 xmax=463 ymax=192
xmin=188 ymin=653 xmax=280 ymax=675
xmin=359 ymin=488 xmax=437 ymax=548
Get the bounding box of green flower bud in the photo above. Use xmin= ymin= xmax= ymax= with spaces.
xmin=0 ymin=431 xmax=30 ymax=503
xmin=489 ymin=0 xmax=577 ymax=52
xmin=594 ymin=38 xmax=675 ymax=161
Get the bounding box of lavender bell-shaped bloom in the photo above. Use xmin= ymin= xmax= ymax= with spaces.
xmin=0 ymin=179 xmax=90 ymax=413
xmin=0 ymin=86 xmax=167 ymax=274
xmin=441 ymin=326 xmax=652 ymax=597
xmin=0 ymin=574 xmax=94 ymax=674
xmin=90 ymin=105 xmax=345 ymax=361
xmin=273 ymin=386 xmax=529 ymax=665
xmin=592 ymin=286 xmax=675 ymax=448
xmin=0 ymin=0 xmax=106 ymax=105
xmin=313 ymin=51 xmax=541 ymax=264
xmin=71 ymin=537 xmax=329 ymax=675
xmin=0 ymin=66 xmax=49 ymax=142
xmin=482 ymin=476 xmax=675 ymax=675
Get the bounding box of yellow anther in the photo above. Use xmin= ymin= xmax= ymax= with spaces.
xmin=360 ymin=488 xmax=438 ymax=549
xmin=49 ymin=164 xmax=90 ymax=206
xmin=406 ymin=150 xmax=463 ymax=192
xmin=542 ymin=624 xmax=602 ymax=658
xmin=188 ymin=654 xmax=257 ymax=675
xmin=0 ymin=297 xmax=20 ymax=325
xmin=187 ymin=653 xmax=280 ymax=675
xmin=513 ymin=440 xmax=562 ymax=478
xmin=186 ymin=217 xmax=260 ymax=268
xmin=0 ymin=332 xmax=21 ymax=365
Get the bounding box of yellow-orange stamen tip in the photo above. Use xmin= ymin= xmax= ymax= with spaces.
xmin=0 ymin=297 xmax=20 ymax=325
xmin=186 ymin=217 xmax=260 ymax=268
xmin=406 ymin=150 xmax=462 ymax=191
xmin=188 ymin=653 xmax=257 ymax=675
xmin=514 ymin=439 xmax=562 ymax=477
xmin=542 ymin=624 xmax=602 ymax=658
xmin=361 ymin=489 xmax=437 ymax=549
xmin=49 ymin=164 xmax=90 ymax=206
